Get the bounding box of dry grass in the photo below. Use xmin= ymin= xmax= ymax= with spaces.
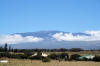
xmin=0 ymin=59 xmax=100 ymax=66
xmin=48 ymin=51 xmax=100 ymax=56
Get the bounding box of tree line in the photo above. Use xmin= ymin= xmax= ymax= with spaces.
xmin=0 ymin=43 xmax=85 ymax=52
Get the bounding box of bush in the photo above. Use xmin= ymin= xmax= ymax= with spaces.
xmin=29 ymin=52 xmax=43 ymax=60
xmin=93 ymin=56 xmax=100 ymax=62
xmin=70 ymin=48 xmax=83 ymax=52
xmin=48 ymin=53 xmax=69 ymax=61
xmin=42 ymin=57 xmax=51 ymax=62
xmin=29 ymin=56 xmax=43 ymax=60
xmin=24 ymin=52 xmax=33 ymax=57
xmin=0 ymin=52 xmax=11 ymax=58
xmin=80 ymin=57 xmax=89 ymax=61
xmin=70 ymin=54 xmax=80 ymax=61
xmin=17 ymin=54 xmax=27 ymax=59
xmin=59 ymin=53 xmax=69 ymax=59
xmin=48 ymin=53 xmax=59 ymax=60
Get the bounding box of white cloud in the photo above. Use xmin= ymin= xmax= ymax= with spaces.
xmin=52 ymin=31 xmax=100 ymax=41
xmin=0 ymin=34 xmax=44 ymax=44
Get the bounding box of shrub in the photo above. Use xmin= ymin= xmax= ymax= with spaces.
xmin=29 ymin=56 xmax=43 ymax=60
xmin=24 ymin=52 xmax=33 ymax=57
xmin=9 ymin=54 xmax=27 ymax=59
xmin=70 ymin=48 xmax=83 ymax=52
xmin=81 ymin=57 xmax=89 ymax=61
xmin=42 ymin=57 xmax=51 ymax=62
xmin=48 ymin=53 xmax=59 ymax=60
xmin=48 ymin=53 xmax=69 ymax=61
xmin=29 ymin=52 xmax=43 ymax=60
xmin=10 ymin=54 xmax=20 ymax=59
xmin=70 ymin=54 xmax=80 ymax=60
xmin=93 ymin=56 xmax=100 ymax=62
xmin=0 ymin=52 xmax=11 ymax=58
xmin=59 ymin=53 xmax=69 ymax=59
xmin=17 ymin=54 xmax=27 ymax=59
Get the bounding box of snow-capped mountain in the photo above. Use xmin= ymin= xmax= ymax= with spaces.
xmin=1 ymin=31 xmax=100 ymax=50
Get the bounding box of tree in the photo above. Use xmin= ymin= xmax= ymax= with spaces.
xmin=70 ymin=48 xmax=83 ymax=52
xmin=48 ymin=53 xmax=59 ymax=60
xmin=4 ymin=43 xmax=8 ymax=52
xmin=9 ymin=45 xmax=11 ymax=52
xmin=70 ymin=54 xmax=80 ymax=60
xmin=0 ymin=46 xmax=4 ymax=52
xmin=93 ymin=56 xmax=100 ymax=62
xmin=60 ymin=53 xmax=69 ymax=59
xmin=42 ymin=57 xmax=51 ymax=62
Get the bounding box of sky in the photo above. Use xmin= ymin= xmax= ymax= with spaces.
xmin=0 ymin=0 xmax=100 ymax=34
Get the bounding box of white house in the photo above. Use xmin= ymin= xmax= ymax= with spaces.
xmin=31 ymin=53 xmax=37 ymax=57
xmin=0 ymin=60 xmax=8 ymax=63
xmin=41 ymin=53 xmax=48 ymax=57
xmin=79 ymin=54 xmax=95 ymax=60
xmin=31 ymin=52 xmax=48 ymax=57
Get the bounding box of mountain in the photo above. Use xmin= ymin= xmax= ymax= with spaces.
xmin=15 ymin=31 xmax=90 ymax=37
xmin=4 ymin=31 xmax=100 ymax=50
xmin=15 ymin=31 xmax=66 ymax=38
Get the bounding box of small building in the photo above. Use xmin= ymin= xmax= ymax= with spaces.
xmin=41 ymin=53 xmax=48 ymax=57
xmin=0 ymin=60 xmax=8 ymax=63
xmin=31 ymin=53 xmax=37 ymax=57
xmin=31 ymin=52 xmax=48 ymax=57
xmin=79 ymin=54 xmax=95 ymax=60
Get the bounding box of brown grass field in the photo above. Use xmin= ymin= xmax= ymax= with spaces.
xmin=0 ymin=59 xmax=100 ymax=66
xmin=47 ymin=51 xmax=100 ymax=56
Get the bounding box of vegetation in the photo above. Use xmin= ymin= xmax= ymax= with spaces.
xmin=93 ymin=56 xmax=100 ymax=62
xmin=0 ymin=43 xmax=84 ymax=52
xmin=0 ymin=43 xmax=100 ymax=62
xmin=48 ymin=53 xmax=59 ymax=60
xmin=70 ymin=54 xmax=81 ymax=60
xmin=69 ymin=48 xmax=83 ymax=52
xmin=29 ymin=52 xmax=43 ymax=60
xmin=42 ymin=57 xmax=51 ymax=62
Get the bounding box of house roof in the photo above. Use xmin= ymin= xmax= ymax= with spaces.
xmin=79 ymin=54 xmax=95 ymax=59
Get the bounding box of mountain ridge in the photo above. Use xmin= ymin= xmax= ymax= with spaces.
xmin=2 ymin=31 xmax=100 ymax=50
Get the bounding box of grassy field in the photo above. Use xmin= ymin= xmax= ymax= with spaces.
xmin=0 ymin=59 xmax=100 ymax=66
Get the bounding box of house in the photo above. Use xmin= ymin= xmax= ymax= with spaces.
xmin=31 ymin=53 xmax=37 ymax=57
xmin=79 ymin=54 xmax=95 ymax=60
xmin=41 ymin=53 xmax=48 ymax=57
xmin=31 ymin=52 xmax=48 ymax=57
xmin=0 ymin=60 xmax=8 ymax=63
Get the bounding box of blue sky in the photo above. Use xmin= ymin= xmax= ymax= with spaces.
xmin=0 ymin=0 xmax=100 ymax=34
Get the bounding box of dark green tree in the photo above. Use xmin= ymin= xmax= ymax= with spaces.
xmin=9 ymin=45 xmax=11 ymax=52
xmin=4 ymin=43 xmax=8 ymax=52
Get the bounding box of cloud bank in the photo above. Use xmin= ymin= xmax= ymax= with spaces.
xmin=52 ymin=31 xmax=100 ymax=41
xmin=0 ymin=34 xmax=44 ymax=44
xmin=0 ymin=30 xmax=100 ymax=44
